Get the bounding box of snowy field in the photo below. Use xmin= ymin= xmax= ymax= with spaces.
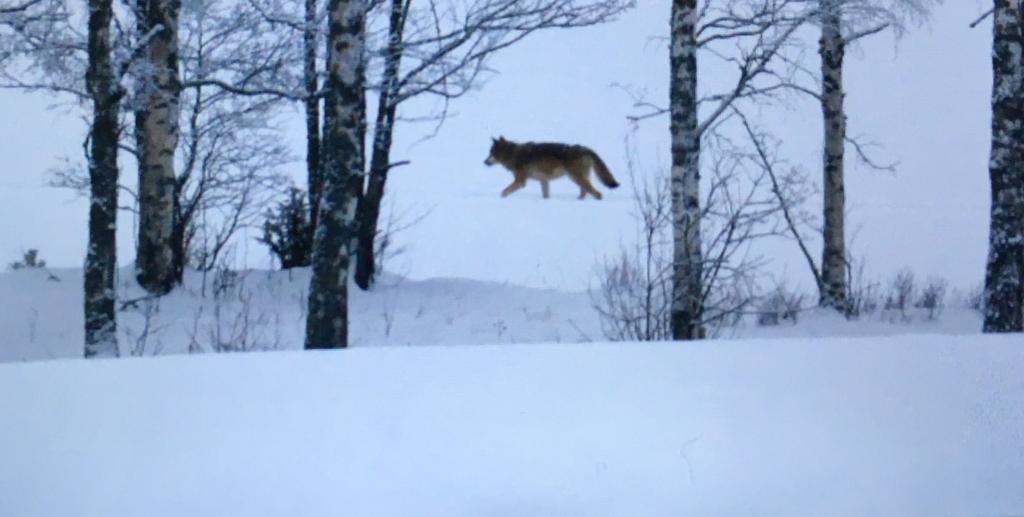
xmin=2 ymin=332 xmax=1022 ymax=517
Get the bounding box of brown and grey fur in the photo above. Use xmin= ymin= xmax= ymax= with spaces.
xmin=483 ymin=136 xmax=619 ymax=200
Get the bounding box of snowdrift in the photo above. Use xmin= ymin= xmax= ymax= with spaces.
xmin=2 ymin=335 xmax=1022 ymax=517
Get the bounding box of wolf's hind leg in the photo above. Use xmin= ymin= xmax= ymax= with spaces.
xmin=540 ymin=180 xmax=550 ymax=199
xmin=576 ymin=175 xmax=603 ymax=200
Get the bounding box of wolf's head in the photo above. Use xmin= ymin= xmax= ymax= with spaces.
xmin=484 ymin=136 xmax=511 ymax=166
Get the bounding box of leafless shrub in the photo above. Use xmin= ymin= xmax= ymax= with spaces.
xmin=374 ymin=196 xmax=433 ymax=284
xmin=592 ymin=131 xmax=789 ymax=340
xmin=757 ymin=283 xmax=805 ymax=326
xmin=964 ymin=282 xmax=985 ymax=315
xmin=590 ymin=146 xmax=673 ymax=342
xmin=884 ymin=268 xmax=916 ymax=319
xmin=593 ymin=250 xmax=672 ymax=341
xmin=187 ymin=274 xmax=282 ymax=353
xmin=915 ymin=276 xmax=948 ymax=320
xmin=845 ymin=255 xmax=881 ymax=319
xmin=123 ymin=298 xmax=169 ymax=357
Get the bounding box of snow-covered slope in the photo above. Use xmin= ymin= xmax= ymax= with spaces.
xmin=1 ymin=335 xmax=1022 ymax=517
xmin=0 ymin=267 xmax=985 ymax=362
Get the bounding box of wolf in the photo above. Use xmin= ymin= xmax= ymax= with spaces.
xmin=483 ymin=136 xmax=619 ymax=200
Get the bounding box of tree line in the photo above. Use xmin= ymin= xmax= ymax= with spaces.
xmin=0 ymin=0 xmax=1020 ymax=357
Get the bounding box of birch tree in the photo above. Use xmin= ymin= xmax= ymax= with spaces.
xmin=38 ymin=0 xmax=296 ymax=283
xmin=817 ymin=0 xmax=847 ymax=310
xmin=1 ymin=0 xmax=127 ymax=356
xmin=85 ymin=0 xmax=122 ymax=357
xmin=305 ymin=0 xmax=368 ymax=349
xmin=654 ymin=0 xmax=812 ymax=339
xmin=134 ymin=0 xmax=182 ymax=295
xmin=669 ymin=0 xmax=703 ymax=339
xmin=1 ymin=0 xmax=126 ymax=356
xmin=983 ymin=0 xmax=1024 ymax=332
xmin=811 ymin=0 xmax=933 ymax=312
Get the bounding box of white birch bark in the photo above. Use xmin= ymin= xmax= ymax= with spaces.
xmin=305 ymin=0 xmax=367 ymax=348
xmin=135 ymin=0 xmax=181 ymax=295
xmin=670 ymin=0 xmax=705 ymax=340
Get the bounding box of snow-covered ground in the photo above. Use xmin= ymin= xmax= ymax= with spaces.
xmin=0 ymin=266 xmax=986 ymax=362
xmin=2 ymin=333 xmax=1022 ymax=516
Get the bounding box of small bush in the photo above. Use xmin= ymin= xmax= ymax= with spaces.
xmin=884 ymin=268 xmax=916 ymax=318
xmin=8 ymin=249 xmax=46 ymax=270
xmin=915 ymin=276 xmax=948 ymax=320
xmin=258 ymin=187 xmax=314 ymax=269
xmin=846 ymin=259 xmax=881 ymax=319
xmin=757 ymin=285 xmax=804 ymax=326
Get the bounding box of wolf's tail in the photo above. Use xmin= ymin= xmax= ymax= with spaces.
xmin=588 ymin=150 xmax=619 ymax=189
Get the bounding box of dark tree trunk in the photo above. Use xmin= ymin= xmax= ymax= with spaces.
xmin=135 ymin=0 xmax=182 ymax=295
xmin=305 ymin=0 xmax=323 ymax=239
xmin=170 ymin=180 xmax=187 ymax=283
xmin=84 ymin=0 xmax=121 ymax=358
xmin=669 ymin=0 xmax=704 ymax=340
xmin=818 ymin=0 xmax=848 ymax=311
xmin=305 ymin=0 xmax=367 ymax=349
xmin=355 ymin=0 xmax=407 ymax=290
xmin=984 ymin=0 xmax=1024 ymax=333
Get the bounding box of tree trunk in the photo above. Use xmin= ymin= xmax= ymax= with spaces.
xmin=84 ymin=0 xmax=121 ymax=358
xmin=305 ymin=0 xmax=367 ymax=349
xmin=135 ymin=0 xmax=181 ymax=295
xmin=305 ymin=0 xmax=323 ymax=240
xmin=984 ymin=0 xmax=1024 ymax=333
xmin=818 ymin=0 xmax=848 ymax=311
xmin=669 ymin=0 xmax=705 ymax=340
xmin=355 ymin=0 xmax=407 ymax=290
xmin=170 ymin=181 xmax=187 ymax=282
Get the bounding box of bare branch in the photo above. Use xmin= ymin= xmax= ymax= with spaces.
xmin=969 ymin=7 xmax=993 ymax=29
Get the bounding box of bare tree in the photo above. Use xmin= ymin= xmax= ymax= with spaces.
xmin=983 ymin=0 xmax=1024 ymax=332
xmin=239 ymin=0 xmax=633 ymax=289
xmin=304 ymin=0 xmax=323 ymax=236
xmin=305 ymin=0 xmax=368 ymax=349
xmin=811 ymin=0 xmax=934 ymax=312
xmin=84 ymin=0 xmax=122 ymax=358
xmin=669 ymin=0 xmax=703 ymax=339
xmin=133 ymin=0 xmax=182 ymax=295
xmin=650 ymin=0 xmax=813 ymax=339
xmin=170 ymin=0 xmax=293 ymax=278
xmin=1 ymin=0 xmax=138 ymax=357
xmin=817 ymin=0 xmax=847 ymax=310
xmin=354 ymin=0 xmax=407 ymax=290
xmin=351 ymin=0 xmax=635 ymax=289
xmin=650 ymin=0 xmax=933 ymax=320
xmin=593 ymin=130 xmax=801 ymax=340
xmin=34 ymin=0 xmax=295 ymax=283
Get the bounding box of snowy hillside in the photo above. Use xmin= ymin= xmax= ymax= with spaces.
xmin=0 ymin=267 xmax=986 ymax=362
xmin=2 ymin=335 xmax=1022 ymax=517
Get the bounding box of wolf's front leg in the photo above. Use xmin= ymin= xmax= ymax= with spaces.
xmin=540 ymin=180 xmax=550 ymax=199
xmin=501 ymin=180 xmax=526 ymax=198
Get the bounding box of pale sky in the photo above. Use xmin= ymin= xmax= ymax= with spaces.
xmin=0 ymin=1 xmax=996 ymax=292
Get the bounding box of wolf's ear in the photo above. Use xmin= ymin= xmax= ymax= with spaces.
xmin=498 ymin=135 xmax=506 ymax=142
xmin=491 ymin=136 xmax=498 ymax=143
